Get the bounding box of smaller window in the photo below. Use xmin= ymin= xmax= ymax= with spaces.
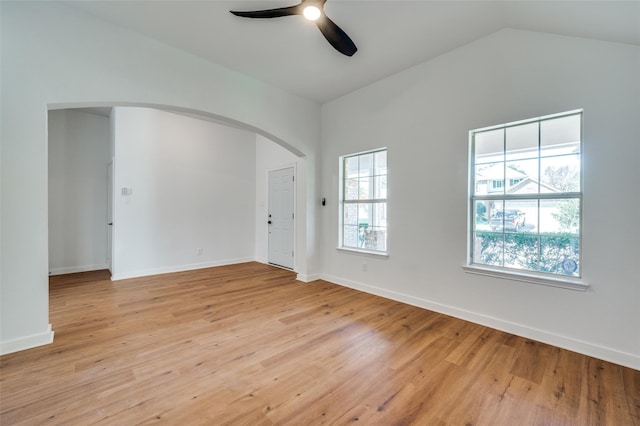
xmin=339 ymin=148 xmax=387 ymax=253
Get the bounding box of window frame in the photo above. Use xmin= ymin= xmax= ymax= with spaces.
xmin=338 ymin=148 xmax=388 ymax=257
xmin=466 ymin=110 xmax=588 ymax=290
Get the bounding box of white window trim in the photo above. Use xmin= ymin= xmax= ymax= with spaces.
xmin=338 ymin=147 xmax=388 ymax=255
xmin=462 ymin=264 xmax=588 ymax=291
xmin=337 ymin=246 xmax=390 ymax=258
xmin=467 ymin=110 xmax=585 ymax=288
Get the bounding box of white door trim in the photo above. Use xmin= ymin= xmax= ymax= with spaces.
xmin=107 ymin=160 xmax=114 ymax=274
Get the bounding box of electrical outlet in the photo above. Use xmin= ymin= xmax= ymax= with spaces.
xmin=362 ymin=262 xmax=367 ymax=272
xmin=197 ymin=248 xmax=203 ymax=256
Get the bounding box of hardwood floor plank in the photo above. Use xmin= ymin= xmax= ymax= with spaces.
xmin=509 ymin=338 xmax=554 ymax=384
xmin=622 ymin=366 xmax=640 ymax=424
xmin=577 ymin=357 xmax=639 ymax=426
xmin=1 ymin=262 xmax=638 ymax=425
xmin=535 ymin=346 xmax=586 ymax=419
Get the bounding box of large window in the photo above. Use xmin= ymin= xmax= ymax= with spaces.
xmin=340 ymin=149 xmax=387 ymax=253
xmin=469 ymin=110 xmax=582 ymax=278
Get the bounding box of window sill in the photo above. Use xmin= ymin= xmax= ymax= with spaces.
xmin=337 ymin=247 xmax=389 ymax=259
xmin=462 ymin=264 xmax=589 ymax=291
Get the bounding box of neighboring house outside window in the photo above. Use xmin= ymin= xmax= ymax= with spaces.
xmin=339 ymin=149 xmax=387 ymax=253
xmin=469 ymin=110 xmax=582 ymax=278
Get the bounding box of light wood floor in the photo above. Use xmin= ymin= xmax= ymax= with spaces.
xmin=1 ymin=263 xmax=638 ymax=425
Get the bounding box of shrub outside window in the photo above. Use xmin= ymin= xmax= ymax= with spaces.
xmin=469 ymin=110 xmax=582 ymax=278
xmin=340 ymin=149 xmax=387 ymax=253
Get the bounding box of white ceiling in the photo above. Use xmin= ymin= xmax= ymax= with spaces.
xmin=63 ymin=0 xmax=640 ymax=104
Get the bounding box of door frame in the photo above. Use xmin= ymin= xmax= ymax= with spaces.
xmin=266 ymin=163 xmax=296 ymax=271
xmin=107 ymin=159 xmax=114 ymax=273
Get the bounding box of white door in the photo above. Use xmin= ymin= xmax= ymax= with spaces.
xmin=268 ymin=167 xmax=294 ymax=269
xmin=106 ymin=161 xmax=113 ymax=273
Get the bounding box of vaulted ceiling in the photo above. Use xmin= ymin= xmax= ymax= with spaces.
xmin=64 ymin=1 xmax=640 ymax=104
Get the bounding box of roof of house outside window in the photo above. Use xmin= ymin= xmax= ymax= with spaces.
xmin=476 ymin=164 xmax=528 ymax=181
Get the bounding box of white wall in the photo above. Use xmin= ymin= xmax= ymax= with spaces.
xmin=0 ymin=2 xmax=320 ymax=354
xmin=111 ymin=107 xmax=256 ymax=279
xmin=48 ymin=110 xmax=110 ymax=275
xmin=320 ymin=29 xmax=640 ymax=369
xmin=255 ymin=134 xmax=300 ymax=264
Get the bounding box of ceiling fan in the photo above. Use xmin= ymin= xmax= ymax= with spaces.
xmin=230 ymin=0 xmax=357 ymax=57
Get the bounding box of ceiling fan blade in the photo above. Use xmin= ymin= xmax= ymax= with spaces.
xmin=315 ymin=15 xmax=357 ymax=57
xmin=230 ymin=5 xmax=301 ymax=19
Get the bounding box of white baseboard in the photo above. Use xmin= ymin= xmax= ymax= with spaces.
xmin=321 ymin=273 xmax=640 ymax=371
xmin=110 ymin=257 xmax=255 ymax=281
xmin=296 ymin=273 xmax=321 ymax=282
xmin=0 ymin=324 xmax=55 ymax=355
xmin=49 ymin=264 xmax=109 ymax=276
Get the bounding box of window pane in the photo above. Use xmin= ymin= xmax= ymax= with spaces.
xmin=474 ymin=200 xmax=491 ymax=231
xmin=475 ymin=129 xmax=504 ymax=164
xmin=372 ymin=202 xmax=387 ymax=228
xmin=511 ymin=199 xmax=538 ymax=234
xmin=540 ymin=154 xmax=580 ymax=192
xmin=343 ymin=225 xmax=359 ymax=248
xmin=541 ymin=114 xmax=581 ymax=152
xmin=475 ymin=162 xmax=504 ymax=195
xmin=505 ymin=160 xmax=538 ymax=194
xmin=373 ymin=175 xmax=387 ymax=199
xmin=343 ymin=203 xmax=357 ymax=225
xmin=504 ymin=234 xmax=539 ymax=271
xmin=539 ymin=236 xmax=580 ymax=276
xmin=364 ymin=226 xmax=386 ymax=251
xmin=345 ymin=178 xmax=358 ymax=200
xmin=487 ymin=200 xmax=504 ymax=229
xmin=357 ymin=203 xmax=371 ymax=230
xmin=506 ymin=122 xmax=538 ymax=161
xmin=359 ymin=153 xmax=373 ymax=177
xmin=498 ymin=201 xmax=528 ymax=234
xmin=473 ymin=231 xmax=504 ymax=267
xmin=540 ymin=199 xmax=580 ymax=235
xmin=374 ymin=150 xmax=387 ymax=175
xmin=345 ymin=156 xmax=359 ymax=178
xmin=358 ymin=177 xmax=371 ymax=200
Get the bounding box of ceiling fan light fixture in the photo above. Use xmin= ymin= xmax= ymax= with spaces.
xmin=229 ymin=0 xmax=357 ymax=56
xmin=303 ymin=5 xmax=321 ymax=21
